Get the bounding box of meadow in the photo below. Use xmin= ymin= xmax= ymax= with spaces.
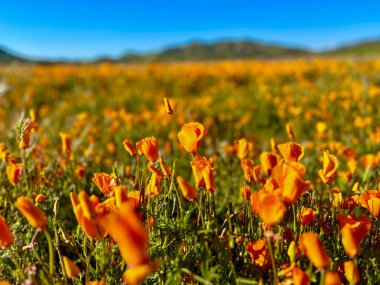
xmin=0 ymin=58 xmax=380 ymax=284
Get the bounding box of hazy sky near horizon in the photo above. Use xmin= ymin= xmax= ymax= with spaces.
xmin=1 ymin=0 xmax=380 ymax=60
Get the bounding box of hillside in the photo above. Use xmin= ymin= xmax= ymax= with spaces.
xmin=0 ymin=48 xmax=26 ymax=63
xmin=324 ymin=40 xmax=380 ymax=57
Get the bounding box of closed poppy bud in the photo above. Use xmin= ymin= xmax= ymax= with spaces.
xmin=319 ymin=150 xmax=339 ymax=184
xmin=15 ymin=196 xmax=47 ymax=229
xmin=19 ymin=121 xmax=37 ymax=150
xmin=299 ymin=232 xmax=330 ymax=269
xmin=59 ymin=132 xmax=71 ymax=155
xmin=367 ymin=197 xmax=380 ymax=217
xmin=78 ymin=191 xmax=96 ymax=220
xmin=245 ymin=238 xmax=271 ymax=269
xmin=0 ymin=214 xmax=13 ymax=248
xmin=344 ymin=261 xmax=360 ymax=284
xmin=177 ymin=122 xmax=207 ymax=154
xmin=146 ymin=172 xmax=162 ymax=198
xmin=177 ymin=176 xmax=197 ymax=201
xmin=297 ymin=207 xmax=316 ymax=227
xmin=136 ymin=137 xmax=159 ymax=162
xmin=287 ymin=241 xmax=297 ymax=262
xmin=278 ymin=142 xmax=304 ymax=163
xmin=240 ymin=185 xmax=251 ymax=200
xmin=234 ymin=138 xmax=249 ymax=159
xmin=123 ymin=139 xmax=137 ymax=157
xmin=341 ymin=225 xmax=361 ymax=258
xmin=286 ymin=123 xmax=295 ymax=139
xmin=159 ymin=156 xmax=171 ymax=177
xmin=324 ymin=271 xmax=342 ymax=285
xmin=164 ymin=97 xmax=174 ymax=115
xmin=6 ymin=163 xmax=23 ymax=185
xmin=293 ymin=268 xmax=310 ymax=285
xmin=251 ymin=190 xmax=286 ymax=226
xmin=92 ymin=173 xmax=119 ymax=195
xmin=123 ymin=262 xmax=160 ymax=285
xmin=259 ymin=152 xmax=279 ymax=175
xmin=63 ymin=256 xmax=81 ymax=279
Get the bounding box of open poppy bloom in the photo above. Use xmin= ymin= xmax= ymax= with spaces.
xmin=297 ymin=207 xmax=316 ymax=227
xmin=358 ymin=190 xmax=380 ymax=217
xmin=15 ymin=196 xmax=47 ymax=229
xmin=177 ymin=122 xmax=207 ymax=154
xmin=245 ymin=238 xmax=271 ymax=269
xmin=281 ymin=172 xmax=310 ymax=205
xmin=259 ymin=152 xmax=279 ymax=176
xmin=0 ymin=214 xmax=13 ymax=248
xmin=92 ymin=172 xmax=119 ymax=195
xmin=299 ymin=232 xmax=330 ymax=269
xmin=319 ymin=150 xmax=339 ymax=184
xmin=278 ymin=142 xmax=304 ymax=163
xmin=136 ymin=136 xmax=159 ymax=162
xmin=251 ymin=189 xmax=286 ymax=226
xmin=190 ymin=155 xmax=214 ymax=191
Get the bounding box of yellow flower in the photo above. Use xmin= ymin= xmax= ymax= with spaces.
xmin=178 ymin=122 xmax=207 ymax=154
xmin=177 ymin=176 xmax=197 ymax=201
xmin=319 ymin=150 xmax=339 ymax=184
xmin=6 ymin=163 xmax=23 ymax=185
xmin=136 ymin=137 xmax=159 ymax=162
xmin=63 ymin=256 xmax=81 ymax=279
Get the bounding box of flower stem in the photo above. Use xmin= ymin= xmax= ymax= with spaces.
xmin=43 ymin=228 xmax=55 ymax=276
xmin=266 ymin=236 xmax=278 ymax=284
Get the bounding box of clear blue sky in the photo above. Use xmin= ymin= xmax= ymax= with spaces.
xmin=1 ymin=0 xmax=380 ymax=60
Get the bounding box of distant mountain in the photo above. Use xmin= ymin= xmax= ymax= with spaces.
xmin=0 ymin=48 xmax=26 ymax=63
xmin=323 ymin=40 xmax=380 ymax=57
xmin=1 ymin=39 xmax=380 ymax=64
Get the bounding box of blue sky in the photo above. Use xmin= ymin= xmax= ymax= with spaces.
xmin=1 ymin=0 xmax=380 ymax=60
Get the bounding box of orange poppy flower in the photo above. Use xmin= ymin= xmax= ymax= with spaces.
xmin=324 ymin=271 xmax=342 ymax=285
xmin=15 ymin=196 xmax=48 ymax=229
xmin=259 ymin=152 xmax=279 ymax=175
xmin=278 ymin=142 xmax=304 ymax=163
xmin=159 ymin=156 xmax=171 ymax=177
xmin=190 ymin=155 xmax=214 ymax=189
xmin=19 ymin=121 xmax=37 ymax=149
xmin=240 ymin=185 xmax=251 ymax=201
xmin=63 ymin=256 xmax=81 ymax=279
xmin=146 ymin=172 xmax=162 ymax=198
xmin=87 ymin=280 xmax=106 ymax=285
xmin=123 ymin=139 xmax=137 ymax=157
xmin=234 ymin=138 xmax=249 ymax=159
xmin=123 ymin=261 xmax=160 ymax=285
xmin=293 ymin=268 xmax=310 ymax=285
xmin=6 ymin=163 xmax=23 ymax=185
xmin=245 ymin=238 xmax=271 ymax=269
xmin=344 ymin=261 xmax=360 ymax=284
xmin=319 ymin=150 xmax=339 ymax=184
xmin=136 ymin=136 xmax=159 ymax=162
xmin=59 ymin=132 xmax=71 ymax=155
xmin=177 ymin=176 xmax=197 ymax=201
xmin=299 ymin=232 xmax=330 ymax=269
xmin=0 ymin=214 xmax=13 ymax=248
xmin=164 ymin=97 xmax=174 ymax=115
xmin=177 ymin=122 xmax=207 ymax=154
xmin=92 ymin=173 xmax=119 ymax=195
xmin=75 ymin=165 xmax=86 ymax=179
xmin=251 ymin=190 xmax=286 ymax=226
xmin=297 ymin=207 xmax=316 ymax=227
xmin=358 ymin=190 xmax=380 ymax=217
xmin=97 ymin=201 xmax=149 ymax=266
xmin=241 ymin=159 xmax=261 ymax=182
xmin=282 ymin=172 xmax=310 ymax=205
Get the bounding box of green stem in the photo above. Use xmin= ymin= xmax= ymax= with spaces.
xmin=266 ymin=236 xmax=278 ymax=284
xmin=43 ymin=228 xmax=55 ymax=276
xmin=319 ymin=269 xmax=325 ymax=285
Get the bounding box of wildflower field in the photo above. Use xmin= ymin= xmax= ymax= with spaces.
xmin=1 ymin=58 xmax=380 ymax=284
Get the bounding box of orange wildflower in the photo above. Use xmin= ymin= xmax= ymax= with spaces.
xmin=146 ymin=172 xmax=162 ymax=198
xmin=15 ymin=196 xmax=48 ymax=229
xmin=297 ymin=207 xmax=316 ymax=227
xmin=19 ymin=121 xmax=37 ymax=149
xmin=123 ymin=262 xmax=160 ymax=285
xmin=190 ymin=155 xmax=214 ymax=190
xmin=177 ymin=176 xmax=197 ymax=201
xmin=177 ymin=122 xmax=207 ymax=154
xmin=299 ymin=232 xmax=330 ymax=269
xmin=234 ymin=138 xmax=249 ymax=159
xmin=136 ymin=136 xmax=159 ymax=162
xmin=324 ymin=271 xmax=342 ymax=285
xmin=0 ymin=214 xmax=13 ymax=248
xmin=278 ymin=142 xmax=304 ymax=163
xmin=282 ymin=171 xmax=310 ymax=205
xmin=6 ymin=163 xmax=23 ymax=185
xmin=164 ymin=97 xmax=174 ymax=114
xmin=319 ymin=150 xmax=339 ymax=184
xmin=92 ymin=173 xmax=119 ymax=195
xmin=87 ymin=280 xmax=106 ymax=285
xmin=259 ymin=152 xmax=279 ymax=175
xmin=241 ymin=159 xmax=261 ymax=182
xmin=344 ymin=261 xmax=360 ymax=284
xmin=245 ymin=238 xmax=271 ymax=269
xmin=123 ymin=139 xmax=137 ymax=157
xmin=251 ymin=190 xmax=286 ymax=226
xmin=59 ymin=132 xmax=71 ymax=155
xmin=240 ymin=185 xmax=251 ymax=200
xmin=293 ymin=267 xmax=310 ymax=285
xmin=159 ymin=155 xmax=171 ymax=177
xmin=63 ymin=256 xmax=81 ymax=279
